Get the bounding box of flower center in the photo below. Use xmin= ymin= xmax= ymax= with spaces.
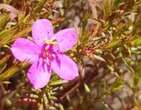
xmin=41 ymin=39 xmax=57 ymax=60
xmin=38 ymin=39 xmax=57 ymax=71
xmin=45 ymin=39 xmax=57 ymax=45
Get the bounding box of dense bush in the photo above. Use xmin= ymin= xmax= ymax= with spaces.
xmin=0 ymin=0 xmax=141 ymax=110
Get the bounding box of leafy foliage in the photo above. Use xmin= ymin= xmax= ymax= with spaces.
xmin=0 ymin=0 xmax=141 ymax=110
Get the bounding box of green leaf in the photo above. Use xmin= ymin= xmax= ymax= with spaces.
xmin=106 ymin=39 xmax=120 ymax=48
xmin=0 ymin=65 xmax=20 ymax=81
xmin=134 ymin=63 xmax=141 ymax=87
xmin=84 ymin=83 xmax=91 ymax=93
xmin=0 ymin=63 xmax=27 ymax=81
xmin=93 ymin=54 xmax=106 ymax=62
xmin=50 ymin=80 xmax=67 ymax=86
xmin=112 ymin=78 xmax=123 ymax=92
xmin=103 ymin=0 xmax=114 ymax=17
xmin=33 ymin=0 xmax=47 ymax=14
xmin=114 ymin=0 xmax=121 ymax=7
xmin=0 ymin=28 xmax=17 ymax=47
xmin=0 ymin=26 xmax=31 ymax=47
xmin=0 ymin=13 xmax=10 ymax=31
xmin=0 ymin=55 xmax=10 ymax=66
xmin=58 ymin=103 xmax=64 ymax=110
xmin=131 ymin=37 xmax=141 ymax=46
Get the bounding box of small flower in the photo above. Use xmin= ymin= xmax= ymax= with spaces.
xmin=11 ymin=19 xmax=78 ymax=89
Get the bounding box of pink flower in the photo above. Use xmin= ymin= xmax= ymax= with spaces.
xmin=11 ymin=19 xmax=78 ymax=89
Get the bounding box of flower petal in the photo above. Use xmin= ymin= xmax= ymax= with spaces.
xmin=54 ymin=28 xmax=77 ymax=52
xmin=11 ymin=38 xmax=40 ymax=63
xmin=27 ymin=61 xmax=51 ymax=89
xmin=32 ymin=19 xmax=54 ymax=45
xmin=51 ymin=54 xmax=78 ymax=80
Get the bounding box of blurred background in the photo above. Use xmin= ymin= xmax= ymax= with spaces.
xmin=0 ymin=0 xmax=141 ymax=110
